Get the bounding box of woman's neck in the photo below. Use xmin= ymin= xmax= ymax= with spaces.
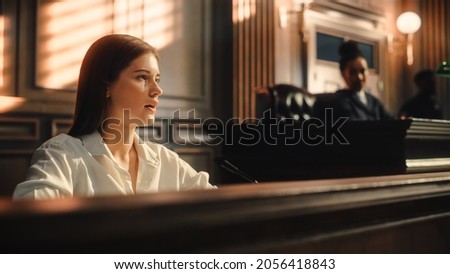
xmin=101 ymin=124 xmax=139 ymax=192
xmin=100 ymin=123 xmax=136 ymax=158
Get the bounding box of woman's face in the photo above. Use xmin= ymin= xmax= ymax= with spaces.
xmin=341 ymin=56 xmax=368 ymax=92
xmin=106 ymin=53 xmax=162 ymax=128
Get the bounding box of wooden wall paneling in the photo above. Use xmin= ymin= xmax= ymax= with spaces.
xmin=0 ymin=117 xmax=40 ymax=141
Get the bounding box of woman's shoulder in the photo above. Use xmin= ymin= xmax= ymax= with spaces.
xmin=39 ymin=133 xmax=83 ymax=150
xmin=30 ymin=134 xmax=85 ymax=163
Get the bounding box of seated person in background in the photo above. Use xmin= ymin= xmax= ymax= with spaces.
xmin=313 ymin=41 xmax=392 ymax=121
xmin=399 ymin=69 xmax=442 ymax=119
xmin=13 ymin=34 xmax=215 ymax=200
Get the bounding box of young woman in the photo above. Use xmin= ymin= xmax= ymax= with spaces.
xmin=13 ymin=34 xmax=215 ymax=199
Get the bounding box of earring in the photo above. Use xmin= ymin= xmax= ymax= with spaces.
xmin=106 ymin=90 xmax=110 ymax=98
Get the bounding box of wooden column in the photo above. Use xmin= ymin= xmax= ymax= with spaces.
xmin=233 ymin=0 xmax=275 ymax=120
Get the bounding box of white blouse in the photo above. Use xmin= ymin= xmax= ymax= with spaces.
xmin=13 ymin=131 xmax=215 ymax=199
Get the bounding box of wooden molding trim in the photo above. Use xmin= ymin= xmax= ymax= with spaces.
xmin=0 ymin=117 xmax=40 ymax=141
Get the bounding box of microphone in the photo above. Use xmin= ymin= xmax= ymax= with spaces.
xmin=220 ymin=160 xmax=259 ymax=184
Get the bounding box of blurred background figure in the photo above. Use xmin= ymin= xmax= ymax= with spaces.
xmin=399 ymin=69 xmax=443 ymax=120
xmin=313 ymin=41 xmax=392 ymax=121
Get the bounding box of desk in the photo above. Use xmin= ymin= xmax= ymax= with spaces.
xmin=221 ymin=119 xmax=450 ymax=183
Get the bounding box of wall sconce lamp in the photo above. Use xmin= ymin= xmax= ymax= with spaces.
xmin=388 ymin=11 xmax=421 ymax=66
xmin=278 ymin=0 xmax=313 ymax=29
xmin=436 ymin=60 xmax=450 ymax=78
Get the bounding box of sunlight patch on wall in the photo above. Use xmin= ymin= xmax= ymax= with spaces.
xmin=0 ymin=16 xmax=4 ymax=89
xmin=36 ymin=0 xmax=176 ymax=90
xmin=36 ymin=0 xmax=113 ymax=89
xmin=114 ymin=0 xmax=176 ymax=50
xmin=142 ymin=0 xmax=176 ymax=50
xmin=0 ymin=96 xmax=25 ymax=113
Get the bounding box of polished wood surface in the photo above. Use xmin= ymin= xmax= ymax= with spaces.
xmin=2 ymin=171 xmax=450 ymax=253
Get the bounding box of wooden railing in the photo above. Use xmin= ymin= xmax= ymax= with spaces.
xmin=2 ymin=171 xmax=450 ymax=253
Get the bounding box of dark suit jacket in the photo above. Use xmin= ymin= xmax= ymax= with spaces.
xmin=313 ymin=89 xmax=392 ymax=121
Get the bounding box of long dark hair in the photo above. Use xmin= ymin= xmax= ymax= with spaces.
xmin=68 ymin=34 xmax=157 ymax=137
xmin=338 ymin=40 xmax=363 ymax=71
